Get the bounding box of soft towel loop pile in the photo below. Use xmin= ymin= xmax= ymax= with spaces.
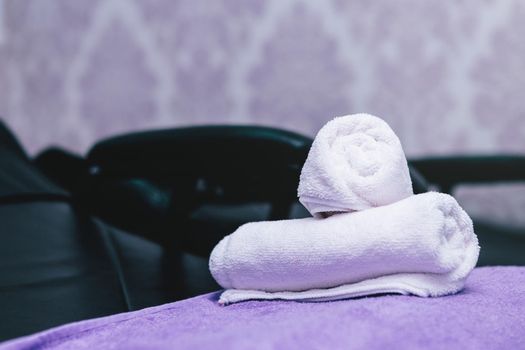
xmin=210 ymin=192 xmax=479 ymax=305
xmin=298 ymin=113 xmax=413 ymax=217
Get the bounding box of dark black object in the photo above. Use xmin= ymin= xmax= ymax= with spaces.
xmin=82 ymin=126 xmax=313 ymax=256
xmin=0 ymin=121 xmax=179 ymax=341
xmin=34 ymin=147 xmax=88 ymax=193
xmin=410 ymin=156 xmax=525 ymax=194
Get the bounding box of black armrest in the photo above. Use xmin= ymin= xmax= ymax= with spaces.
xmin=87 ymin=125 xmax=311 ymax=177
xmin=87 ymin=125 xmax=313 ymax=206
xmin=81 ymin=126 xmax=313 ymax=253
xmin=409 ymin=155 xmax=525 ymax=193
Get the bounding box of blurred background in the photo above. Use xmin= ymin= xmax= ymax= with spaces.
xmin=1 ymin=2 xmax=525 ymax=340
xmin=0 ymin=0 xmax=524 ymax=226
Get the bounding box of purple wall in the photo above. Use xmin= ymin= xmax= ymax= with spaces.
xmin=0 ymin=0 xmax=524 ymax=225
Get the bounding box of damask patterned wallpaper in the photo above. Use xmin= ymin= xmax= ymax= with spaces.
xmin=0 ymin=0 xmax=524 ymax=225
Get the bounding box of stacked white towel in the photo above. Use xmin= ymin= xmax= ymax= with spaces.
xmin=209 ymin=114 xmax=479 ymax=305
xmin=211 ymin=193 xmax=479 ymax=305
xmin=298 ymin=114 xmax=413 ymax=217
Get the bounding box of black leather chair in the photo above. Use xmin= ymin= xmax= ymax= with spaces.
xmin=0 ymin=123 xmax=317 ymax=341
xmin=40 ymin=127 xmax=428 ymax=256
xmin=0 ymin=125 xmax=177 ymax=340
xmin=84 ymin=126 xmax=313 ymax=253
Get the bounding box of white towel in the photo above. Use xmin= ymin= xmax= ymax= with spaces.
xmin=298 ymin=113 xmax=413 ymax=217
xmin=209 ymin=192 xmax=479 ymax=305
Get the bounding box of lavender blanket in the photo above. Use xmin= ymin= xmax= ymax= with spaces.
xmin=2 ymin=267 xmax=524 ymax=350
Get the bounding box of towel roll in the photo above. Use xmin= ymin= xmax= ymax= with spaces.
xmin=210 ymin=192 xmax=479 ymax=304
xmin=298 ymin=113 xmax=413 ymax=217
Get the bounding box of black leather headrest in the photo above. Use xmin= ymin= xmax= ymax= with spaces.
xmin=87 ymin=126 xmax=313 ymax=178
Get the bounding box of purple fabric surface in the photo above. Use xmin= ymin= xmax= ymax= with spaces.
xmin=2 ymin=267 xmax=525 ymax=350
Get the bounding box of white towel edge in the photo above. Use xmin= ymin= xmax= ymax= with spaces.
xmin=218 ymin=271 xmax=467 ymax=305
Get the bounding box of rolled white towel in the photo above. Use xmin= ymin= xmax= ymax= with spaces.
xmin=298 ymin=113 xmax=413 ymax=217
xmin=210 ymin=192 xmax=479 ymax=305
